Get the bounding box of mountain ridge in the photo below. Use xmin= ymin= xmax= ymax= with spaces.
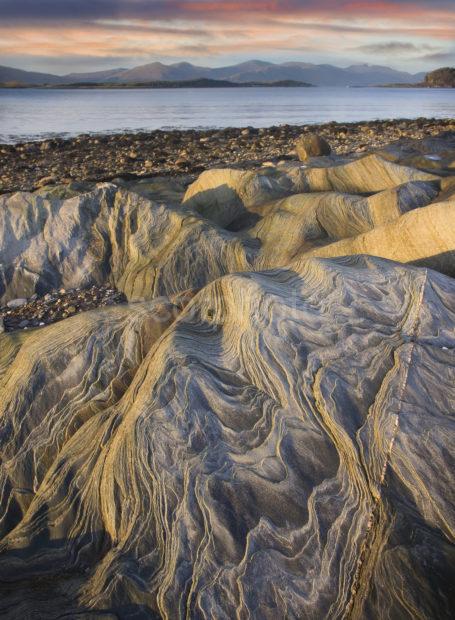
xmin=0 ymin=60 xmax=426 ymax=87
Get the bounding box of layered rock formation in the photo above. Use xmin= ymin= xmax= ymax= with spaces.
xmin=0 ymin=136 xmax=454 ymax=618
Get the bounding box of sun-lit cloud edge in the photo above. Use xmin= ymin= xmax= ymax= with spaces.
xmin=0 ymin=0 xmax=454 ymax=73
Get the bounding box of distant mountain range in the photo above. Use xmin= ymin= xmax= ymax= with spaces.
xmin=0 ymin=60 xmax=427 ymax=87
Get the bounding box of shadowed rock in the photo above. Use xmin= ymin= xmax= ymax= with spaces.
xmin=182 ymin=167 xmax=297 ymax=228
xmin=376 ymin=130 xmax=455 ymax=174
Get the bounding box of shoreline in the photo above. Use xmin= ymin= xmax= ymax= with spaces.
xmin=2 ymin=84 xmax=452 ymax=90
xmin=1 ymin=117 xmax=454 ymax=194
xmin=0 ymin=79 xmax=314 ymax=89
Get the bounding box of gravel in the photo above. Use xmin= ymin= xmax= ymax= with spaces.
xmin=0 ymin=285 xmax=127 ymax=333
xmin=1 ymin=118 xmax=454 ymax=194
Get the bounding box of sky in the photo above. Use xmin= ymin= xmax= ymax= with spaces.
xmin=1 ymin=0 xmax=454 ymax=75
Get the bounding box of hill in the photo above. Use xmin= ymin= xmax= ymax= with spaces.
xmin=424 ymin=67 xmax=455 ymax=87
xmin=0 ymin=64 xmax=60 ymax=85
xmin=381 ymin=67 xmax=455 ymax=88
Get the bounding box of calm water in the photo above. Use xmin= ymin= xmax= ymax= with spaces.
xmin=0 ymin=86 xmax=454 ymax=143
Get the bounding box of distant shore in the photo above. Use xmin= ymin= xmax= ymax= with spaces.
xmin=1 ymin=117 xmax=454 ymax=194
xmin=0 ymin=78 xmax=313 ymax=89
xmin=2 ymin=81 xmax=453 ymax=90
xmin=379 ymin=83 xmax=455 ymax=88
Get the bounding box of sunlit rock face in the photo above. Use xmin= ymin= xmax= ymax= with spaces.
xmin=0 ymin=139 xmax=454 ymax=619
xmin=0 ymin=154 xmax=449 ymax=305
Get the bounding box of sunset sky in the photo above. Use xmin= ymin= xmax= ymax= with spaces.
xmin=1 ymin=0 xmax=454 ymax=74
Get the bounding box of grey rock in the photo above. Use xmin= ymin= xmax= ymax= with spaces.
xmin=6 ymin=298 xmax=28 ymax=309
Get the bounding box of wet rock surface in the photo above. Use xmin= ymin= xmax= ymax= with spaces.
xmin=1 ymin=117 xmax=455 ymax=194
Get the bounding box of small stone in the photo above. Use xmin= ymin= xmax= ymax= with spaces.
xmin=6 ymin=298 xmax=28 ymax=309
xmin=59 ymin=288 xmax=66 ymax=294
xmin=0 ymin=317 xmax=4 ymax=334
xmin=44 ymin=293 xmax=53 ymax=301
xmin=18 ymin=319 xmax=29 ymax=328
xmin=36 ymin=175 xmax=57 ymax=188
xmin=67 ymin=305 xmax=77 ymax=314
xmin=295 ymin=133 xmax=332 ymax=161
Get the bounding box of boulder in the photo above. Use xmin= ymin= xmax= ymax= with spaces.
xmin=295 ymin=132 xmax=332 ymax=160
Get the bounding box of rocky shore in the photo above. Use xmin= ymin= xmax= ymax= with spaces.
xmin=1 ymin=117 xmax=454 ymax=193
xmin=1 ymin=118 xmax=454 ymax=333
xmin=0 ymin=122 xmax=455 ymax=618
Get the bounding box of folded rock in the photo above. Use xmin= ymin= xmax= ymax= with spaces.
xmin=0 ymin=256 xmax=453 ymax=618
xmin=0 ymin=134 xmax=454 ymax=619
xmin=303 ymin=199 xmax=455 ymax=276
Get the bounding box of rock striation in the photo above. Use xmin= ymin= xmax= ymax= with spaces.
xmin=0 ymin=134 xmax=454 ymax=619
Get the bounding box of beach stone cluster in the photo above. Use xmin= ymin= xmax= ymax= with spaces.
xmin=1 ymin=117 xmax=454 ymax=193
xmin=0 ymin=285 xmax=126 ymax=332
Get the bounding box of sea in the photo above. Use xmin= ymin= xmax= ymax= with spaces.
xmin=0 ymin=86 xmax=454 ymax=143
